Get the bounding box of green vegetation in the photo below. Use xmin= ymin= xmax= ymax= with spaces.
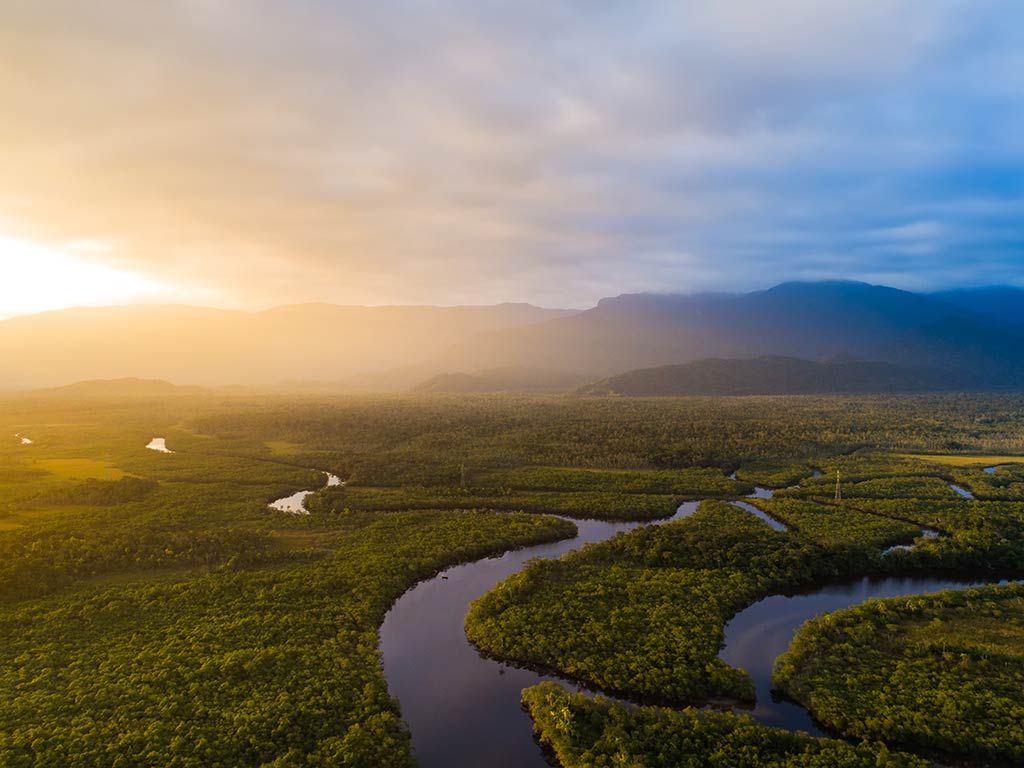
xmin=0 ymin=509 xmax=573 ymax=767
xmin=784 ymin=474 xmax=960 ymax=500
xmin=307 ymin=466 xmax=752 ymax=521
xmin=475 ymin=466 xmax=754 ymax=495
xmin=265 ymin=439 xmax=305 ymax=456
xmin=775 ymin=583 xmax=1024 ymax=763
xmin=3 ymin=391 xmax=1024 ymax=766
xmin=733 ymin=461 xmax=819 ymax=488
xmin=466 ymin=500 xmax=904 ymax=704
xmin=468 ymin=438 xmax=1024 ymax=767
xmin=36 ymin=457 xmax=128 ymax=480
xmin=307 ymin=484 xmax=686 ymax=521
xmin=521 ymin=682 xmax=926 ymax=768
xmin=753 ymin=497 xmax=919 ymax=548
xmin=894 ymin=452 xmax=1024 ymax=467
xmin=188 ymin=392 xmax=1024 ymax=479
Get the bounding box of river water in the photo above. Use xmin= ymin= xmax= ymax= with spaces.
xmin=380 ymin=501 xmax=701 ymax=768
xmin=269 ymin=472 xmax=343 ymax=514
xmin=718 ymin=573 xmax=998 ymax=736
xmin=145 ymin=437 xmax=173 ymax=453
xmin=379 ymin=470 xmax=1016 ymax=767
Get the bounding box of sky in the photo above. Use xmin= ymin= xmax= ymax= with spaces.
xmin=1 ymin=0 xmax=1024 ymax=316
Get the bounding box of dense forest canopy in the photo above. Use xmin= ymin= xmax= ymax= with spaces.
xmin=1 ymin=390 xmax=1023 ymax=766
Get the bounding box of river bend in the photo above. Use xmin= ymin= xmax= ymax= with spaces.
xmin=380 ymin=471 xmax=1012 ymax=766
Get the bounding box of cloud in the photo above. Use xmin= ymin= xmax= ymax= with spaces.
xmin=1 ymin=0 xmax=1023 ymax=310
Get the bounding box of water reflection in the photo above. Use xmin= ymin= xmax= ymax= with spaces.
xmin=145 ymin=437 xmax=173 ymax=453
xmin=269 ymin=472 xmax=342 ymax=514
xmin=718 ymin=575 xmax=1000 ymax=736
xmin=380 ymin=501 xmax=700 ymax=768
xmin=950 ymin=484 xmax=974 ymax=499
xmin=380 ymin=475 xmax=1008 ymax=766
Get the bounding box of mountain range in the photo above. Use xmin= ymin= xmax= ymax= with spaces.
xmin=430 ymin=282 xmax=1024 ymax=384
xmin=2 ymin=281 xmax=1023 ymax=394
xmin=0 ymin=303 xmax=573 ymax=390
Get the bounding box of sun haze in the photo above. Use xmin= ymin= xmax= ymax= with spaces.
xmin=0 ymin=237 xmax=167 ymax=317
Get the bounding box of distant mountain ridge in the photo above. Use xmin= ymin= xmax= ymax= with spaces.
xmin=425 ymin=281 xmax=1024 ymax=389
xmin=578 ymin=356 xmax=963 ymax=397
xmin=931 ymin=286 xmax=1024 ymax=327
xmin=36 ymin=378 xmax=203 ymax=397
xmin=0 ymin=303 xmax=575 ymax=389
xmin=3 ymin=282 xmax=1024 ymax=392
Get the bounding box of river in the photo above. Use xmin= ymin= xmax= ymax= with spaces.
xmin=718 ymin=572 xmax=999 ymax=736
xmin=380 ymin=471 xmax=1012 ymax=767
xmin=380 ymin=501 xmax=701 ymax=768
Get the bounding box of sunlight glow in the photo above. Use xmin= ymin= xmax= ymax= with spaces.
xmin=0 ymin=236 xmax=161 ymax=317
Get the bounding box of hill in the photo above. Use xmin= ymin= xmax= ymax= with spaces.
xmin=38 ymin=378 xmax=203 ymax=398
xmin=578 ymin=356 xmax=962 ymax=396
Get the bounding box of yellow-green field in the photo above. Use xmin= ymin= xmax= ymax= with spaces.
xmin=894 ymin=453 xmax=1024 ymax=467
xmin=35 ymin=458 xmax=127 ymax=480
xmin=264 ymin=440 xmax=304 ymax=456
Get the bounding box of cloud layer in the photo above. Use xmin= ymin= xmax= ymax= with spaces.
xmin=2 ymin=1 xmax=1023 ymax=308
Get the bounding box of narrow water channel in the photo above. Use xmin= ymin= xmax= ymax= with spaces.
xmin=269 ymin=472 xmax=342 ymax=514
xmin=380 ymin=501 xmax=701 ymax=768
xmin=717 ymin=573 xmax=999 ymax=736
xmin=375 ymin=470 xmax=1012 ymax=766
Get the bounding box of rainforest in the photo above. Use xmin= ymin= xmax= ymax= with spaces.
xmin=0 ymin=389 xmax=1021 ymax=767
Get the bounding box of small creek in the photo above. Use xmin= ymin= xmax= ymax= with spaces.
xmin=269 ymin=472 xmax=343 ymax=514
xmin=950 ymin=484 xmax=974 ymax=499
xmin=144 ymin=438 xmax=341 ymax=515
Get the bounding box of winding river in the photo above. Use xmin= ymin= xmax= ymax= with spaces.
xmin=380 ymin=470 xmax=1015 ymax=767
xmin=380 ymin=501 xmax=702 ymax=768
xmin=718 ymin=572 xmax=998 ymax=737
xmin=142 ymin=435 xmax=1016 ymax=762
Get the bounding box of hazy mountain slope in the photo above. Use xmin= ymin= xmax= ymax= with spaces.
xmin=5 ymin=282 xmax=1024 ymax=391
xmin=0 ymin=303 xmax=576 ymax=389
xmin=429 ymin=293 xmax=743 ymax=376
xmin=579 ymin=356 xmax=962 ymax=396
xmin=430 ymin=281 xmax=1024 ymax=382
xmin=411 ymin=367 xmax=592 ymax=393
xmin=877 ymin=317 xmax=1024 ymax=385
xmin=931 ymin=286 xmax=1024 ymax=327
xmin=39 ymin=378 xmax=204 ymax=397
